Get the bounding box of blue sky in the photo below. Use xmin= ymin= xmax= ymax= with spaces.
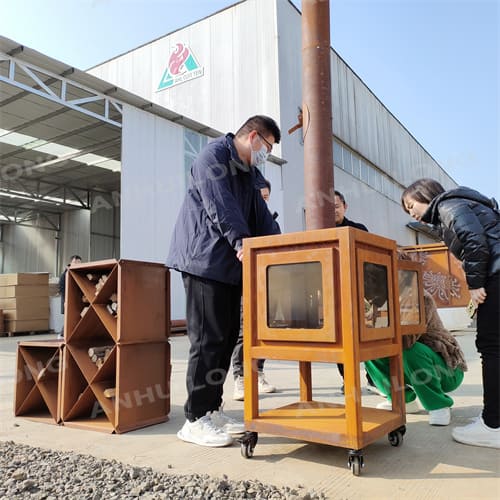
xmin=1 ymin=0 xmax=498 ymax=199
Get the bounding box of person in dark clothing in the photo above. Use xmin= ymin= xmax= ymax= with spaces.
xmin=167 ymin=115 xmax=281 ymax=447
xmin=58 ymin=255 xmax=82 ymax=338
xmin=402 ymin=178 xmax=500 ymax=449
xmin=231 ymin=171 xmax=277 ymax=401
xmin=333 ymin=191 xmax=379 ymax=394
xmin=334 ymin=190 xmax=368 ymax=232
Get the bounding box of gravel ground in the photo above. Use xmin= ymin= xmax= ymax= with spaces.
xmin=0 ymin=441 xmax=326 ymax=499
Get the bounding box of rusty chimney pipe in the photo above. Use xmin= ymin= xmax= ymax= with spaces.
xmin=302 ymin=0 xmax=335 ymax=230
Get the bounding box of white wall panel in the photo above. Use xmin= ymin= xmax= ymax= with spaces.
xmin=121 ymin=104 xmax=185 ymax=318
xmin=275 ymin=0 xmax=306 ymax=232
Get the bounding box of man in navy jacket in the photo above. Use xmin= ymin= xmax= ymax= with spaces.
xmin=167 ymin=115 xmax=281 ymax=447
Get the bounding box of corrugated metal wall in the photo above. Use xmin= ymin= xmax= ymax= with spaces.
xmin=1 ymin=224 xmax=57 ymax=274
xmin=0 ymin=209 xmax=91 ymax=276
xmin=331 ymin=57 xmax=455 ymax=189
xmin=89 ymin=0 xmax=455 ymax=244
xmin=88 ymin=0 xmax=282 ymax=146
xmin=90 ymin=192 xmax=120 ymax=261
xmin=60 ymin=210 xmax=90 ymax=271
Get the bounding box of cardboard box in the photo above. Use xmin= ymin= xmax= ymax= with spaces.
xmin=3 ymin=305 xmax=49 ymax=321
xmin=0 ymin=296 xmax=49 ymax=310
xmin=5 ymin=318 xmax=49 ymax=333
xmin=0 ymin=273 xmax=49 ymax=286
xmin=0 ymin=295 xmax=49 ymax=321
xmin=0 ymin=285 xmax=49 ymax=298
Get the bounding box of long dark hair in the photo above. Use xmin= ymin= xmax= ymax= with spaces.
xmin=401 ymin=178 xmax=445 ymax=213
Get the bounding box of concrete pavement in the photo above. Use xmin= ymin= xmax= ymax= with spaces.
xmin=1 ymin=331 xmax=499 ymax=499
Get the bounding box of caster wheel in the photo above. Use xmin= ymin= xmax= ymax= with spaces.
xmin=388 ymin=430 xmax=404 ymax=447
xmin=350 ymin=455 xmax=362 ymax=476
xmin=238 ymin=432 xmax=258 ymax=459
xmin=347 ymin=450 xmax=364 ymax=476
xmin=241 ymin=440 xmax=254 ymax=458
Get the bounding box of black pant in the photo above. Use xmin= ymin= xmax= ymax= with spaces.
xmin=337 ymin=363 xmax=375 ymax=386
xmin=476 ymin=272 xmax=500 ymax=428
xmin=231 ymin=299 xmax=264 ymax=377
xmin=182 ymin=273 xmax=242 ymax=421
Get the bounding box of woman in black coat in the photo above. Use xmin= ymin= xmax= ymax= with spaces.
xmin=401 ymin=178 xmax=499 ymax=449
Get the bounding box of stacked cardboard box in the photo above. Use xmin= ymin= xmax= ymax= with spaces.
xmin=0 ymin=273 xmax=49 ymax=333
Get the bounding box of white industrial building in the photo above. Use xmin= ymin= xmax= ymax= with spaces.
xmin=0 ymin=0 xmax=458 ymax=323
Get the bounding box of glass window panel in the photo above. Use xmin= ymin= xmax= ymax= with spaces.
xmin=333 ymin=141 xmax=343 ymax=168
xmin=184 ymin=129 xmax=208 ymax=190
xmin=343 ymin=147 xmax=352 ymax=174
xmin=363 ymin=262 xmax=389 ymax=328
xmin=267 ymin=262 xmax=323 ymax=329
xmin=360 ymin=160 xmax=369 ymax=183
xmin=394 ymin=185 xmax=403 ymax=203
xmin=399 ymin=269 xmax=421 ymax=325
xmin=370 ymin=168 xmax=382 ymax=192
xmin=382 ymin=176 xmax=391 ymax=197
xmin=351 ymin=156 xmax=360 ymax=178
xmin=390 ymin=183 xmax=397 ymax=201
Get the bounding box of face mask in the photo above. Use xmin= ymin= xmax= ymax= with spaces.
xmin=251 ymin=144 xmax=269 ymax=167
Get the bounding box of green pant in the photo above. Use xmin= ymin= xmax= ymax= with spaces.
xmin=365 ymin=342 xmax=464 ymax=411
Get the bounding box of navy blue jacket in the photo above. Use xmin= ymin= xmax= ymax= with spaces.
xmin=166 ymin=134 xmax=280 ymax=285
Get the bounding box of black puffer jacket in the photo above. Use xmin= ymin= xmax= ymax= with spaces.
xmin=421 ymin=187 xmax=500 ymax=289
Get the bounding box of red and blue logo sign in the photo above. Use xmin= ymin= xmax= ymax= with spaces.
xmin=157 ymin=43 xmax=204 ymax=91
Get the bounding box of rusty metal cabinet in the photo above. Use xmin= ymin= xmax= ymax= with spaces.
xmin=15 ymin=339 xmax=63 ymax=424
xmin=240 ymin=227 xmax=414 ymax=474
xmin=61 ymin=259 xmax=171 ymax=433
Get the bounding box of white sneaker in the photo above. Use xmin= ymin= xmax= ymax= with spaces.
xmin=377 ymin=399 xmax=421 ymax=414
xmin=452 ymin=416 xmax=500 ymax=449
xmin=210 ymin=406 xmax=245 ymax=435
xmin=233 ymin=375 xmax=244 ymax=401
xmin=429 ymin=407 xmax=451 ymax=426
xmin=177 ymin=415 xmax=233 ymax=447
xmin=258 ymin=372 xmax=276 ymax=393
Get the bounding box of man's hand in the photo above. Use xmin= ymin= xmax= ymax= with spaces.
xmin=470 ymin=287 xmax=487 ymax=306
xmin=236 ymin=248 xmax=244 ymax=262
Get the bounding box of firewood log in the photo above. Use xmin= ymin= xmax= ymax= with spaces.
xmin=88 ymin=346 xmax=113 ymax=358
xmin=103 ymin=388 xmax=116 ymax=398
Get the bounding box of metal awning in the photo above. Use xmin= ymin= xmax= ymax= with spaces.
xmin=0 ymin=37 xmax=125 ymax=227
xmin=0 ymin=35 xmax=286 ymax=229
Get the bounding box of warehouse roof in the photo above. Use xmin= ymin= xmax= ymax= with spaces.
xmin=0 ymin=36 xmax=287 ymax=229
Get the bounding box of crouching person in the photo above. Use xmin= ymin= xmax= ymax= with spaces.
xmin=365 ymin=291 xmax=467 ymax=426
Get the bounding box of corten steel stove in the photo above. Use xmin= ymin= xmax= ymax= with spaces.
xmin=239 ymin=226 xmax=425 ymax=475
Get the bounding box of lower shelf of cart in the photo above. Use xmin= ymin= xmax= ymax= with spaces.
xmin=245 ymin=401 xmax=404 ymax=449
